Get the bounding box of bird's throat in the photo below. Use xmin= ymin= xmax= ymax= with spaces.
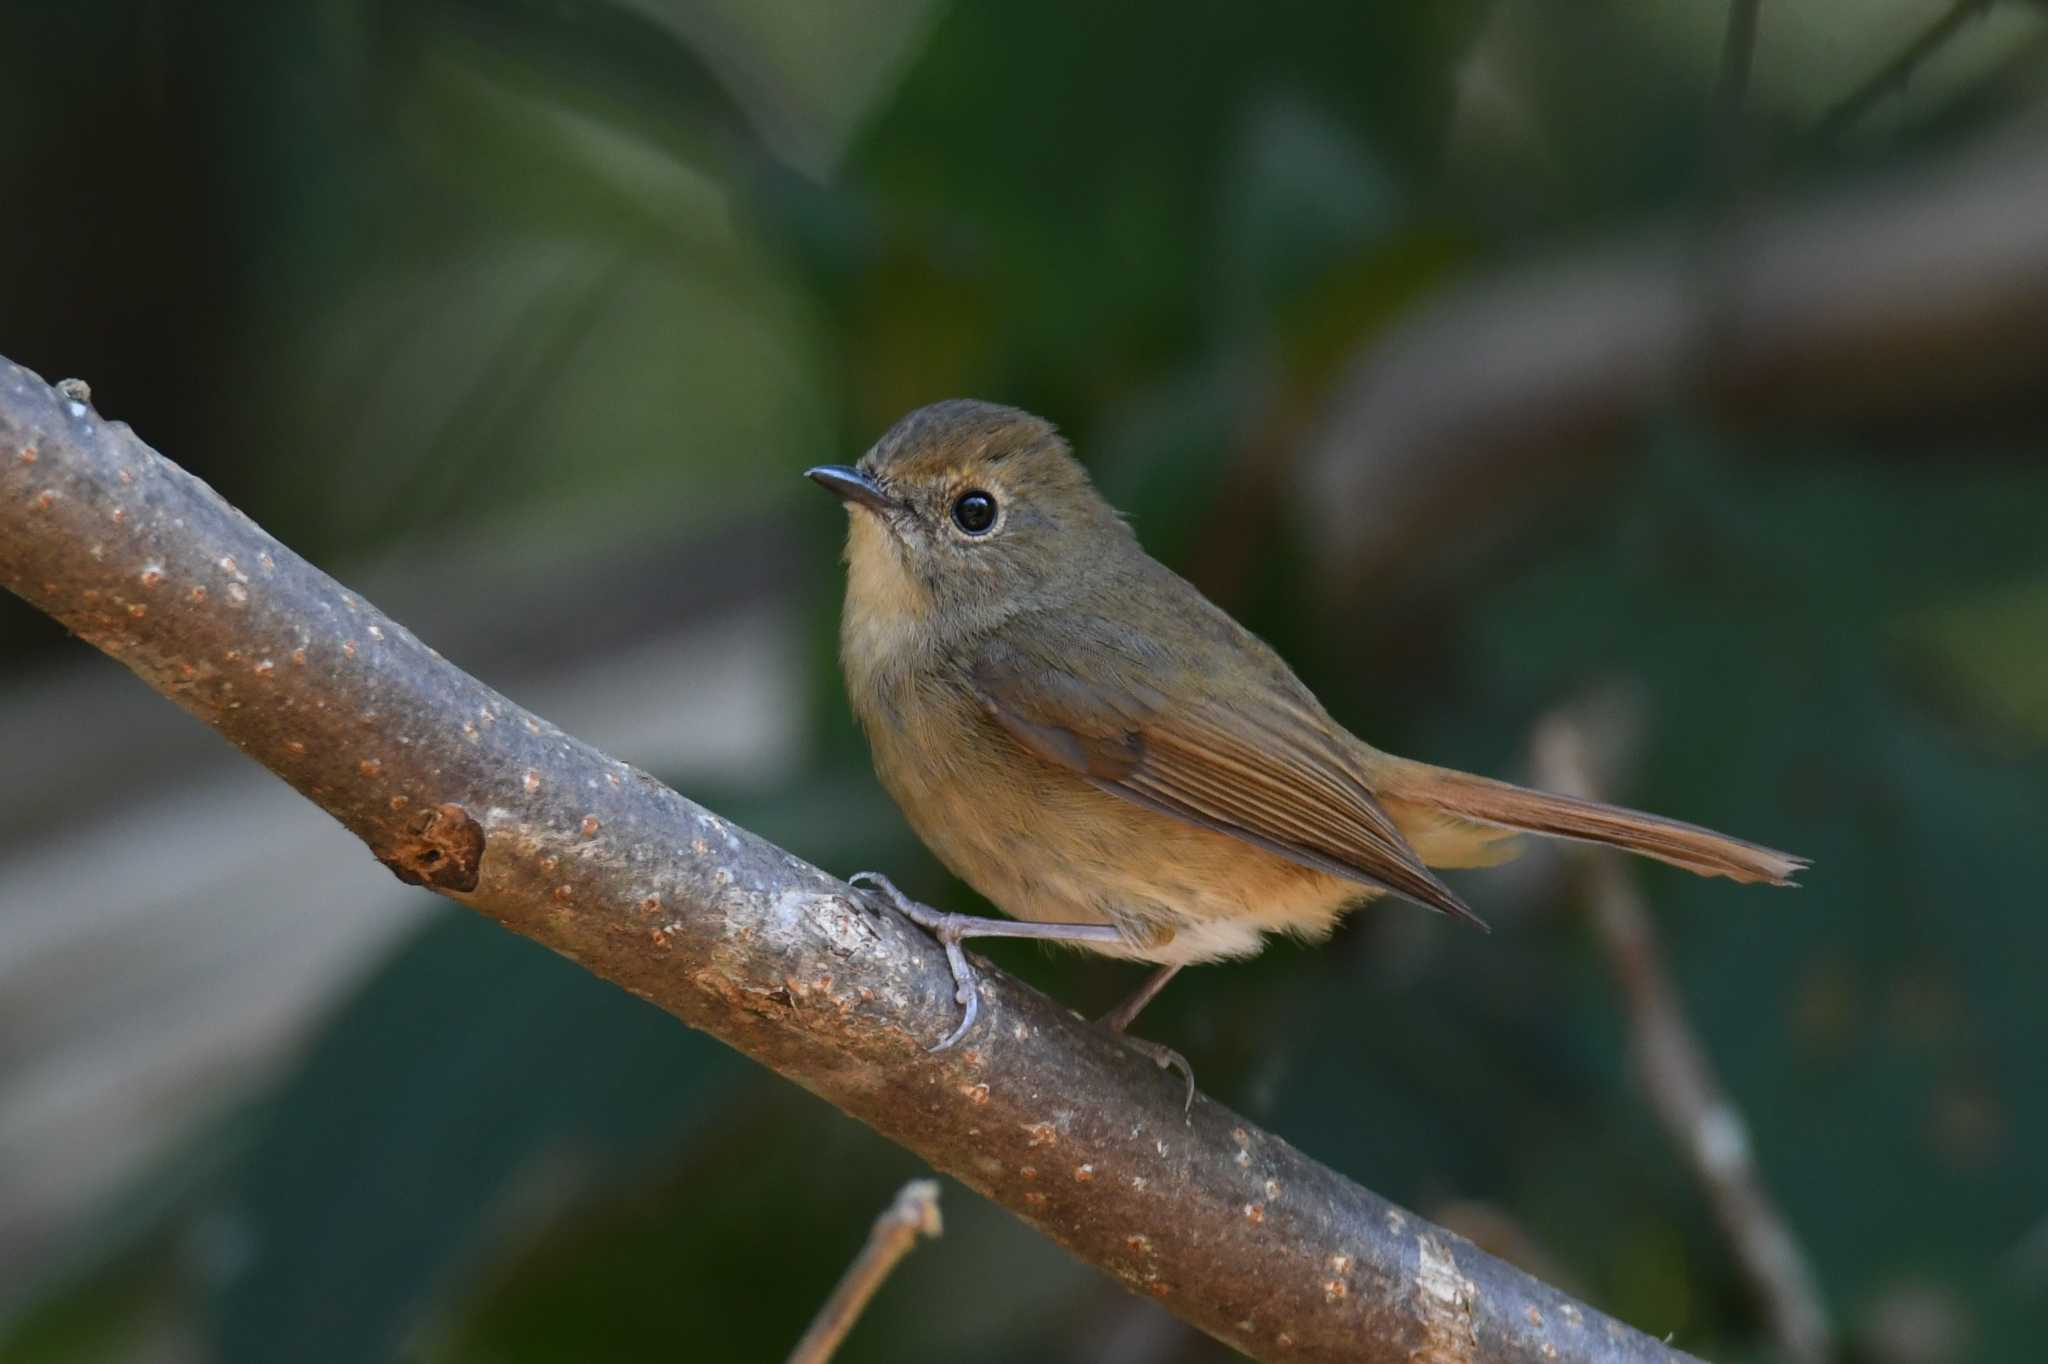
xmin=840 ymin=511 xmax=936 ymax=700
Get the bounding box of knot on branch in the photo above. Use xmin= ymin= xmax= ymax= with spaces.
xmin=375 ymin=801 xmax=486 ymax=892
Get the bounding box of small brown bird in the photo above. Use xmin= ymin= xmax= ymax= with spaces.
xmin=810 ymin=400 xmax=1804 ymax=1067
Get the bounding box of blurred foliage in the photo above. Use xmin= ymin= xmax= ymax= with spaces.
xmin=3 ymin=1 xmax=2047 ymax=1362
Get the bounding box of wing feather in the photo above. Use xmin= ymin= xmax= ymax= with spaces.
xmin=969 ymin=639 xmax=1488 ymax=930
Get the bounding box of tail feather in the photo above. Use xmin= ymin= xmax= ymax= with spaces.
xmin=1380 ymin=761 xmax=1807 ymax=886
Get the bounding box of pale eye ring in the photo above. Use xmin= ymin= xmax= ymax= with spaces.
xmin=951 ymin=489 xmax=997 ymax=535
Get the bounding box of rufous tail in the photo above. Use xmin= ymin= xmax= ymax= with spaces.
xmin=1377 ymin=760 xmax=1807 ymax=886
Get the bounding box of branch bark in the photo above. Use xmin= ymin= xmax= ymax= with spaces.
xmin=1 ymin=358 xmax=1696 ymax=1364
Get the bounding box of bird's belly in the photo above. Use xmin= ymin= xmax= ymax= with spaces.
xmin=864 ymin=697 xmax=1363 ymax=965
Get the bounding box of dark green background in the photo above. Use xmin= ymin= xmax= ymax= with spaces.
xmin=2 ymin=3 xmax=2043 ymax=1361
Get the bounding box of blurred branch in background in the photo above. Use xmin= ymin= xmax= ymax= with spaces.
xmin=0 ymin=361 xmax=1709 ymax=1363
xmin=786 ymin=1179 xmax=942 ymax=1364
xmin=1814 ymin=0 xmax=2002 ymax=144
xmin=1297 ymin=112 xmax=2048 ymax=592
xmin=1706 ymin=0 xmax=1762 ymax=200
xmin=1690 ymin=0 xmax=1761 ymax=378
xmin=1533 ymin=707 xmax=1831 ymax=1364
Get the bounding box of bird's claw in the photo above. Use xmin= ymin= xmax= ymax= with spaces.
xmin=850 ymin=871 xmax=936 ymax=928
xmin=1120 ymin=1036 xmax=1197 ymax=1115
xmin=850 ymin=871 xmax=981 ymax=1051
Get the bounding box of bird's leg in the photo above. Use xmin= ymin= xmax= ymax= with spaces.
xmin=1100 ymin=963 xmax=1183 ymax=1033
xmin=1096 ymin=963 xmax=1196 ymax=1114
xmin=849 ymin=874 xmax=1201 ymax=1110
xmin=848 ymin=872 xmax=1124 ymax=1051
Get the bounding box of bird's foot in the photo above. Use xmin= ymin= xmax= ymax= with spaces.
xmin=849 ymin=873 xmax=1169 ymax=1072
xmin=1117 ymin=1034 xmax=1197 ymax=1115
xmin=850 ymin=871 xmax=980 ymax=1051
xmin=1095 ymin=962 xmax=1195 ymax=1112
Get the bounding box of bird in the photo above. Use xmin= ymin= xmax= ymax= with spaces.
xmin=808 ymin=399 xmax=1805 ymax=1079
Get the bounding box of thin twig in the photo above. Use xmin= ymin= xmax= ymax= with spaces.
xmin=0 ymin=357 xmax=1703 ymax=1363
xmin=1708 ymin=0 xmax=1763 ymax=200
xmin=1687 ymin=0 xmax=1765 ymax=378
xmin=1532 ymin=714 xmax=1833 ymax=1364
xmin=1812 ymin=0 xmax=2001 ymax=145
xmin=787 ymin=1179 xmax=944 ymax=1364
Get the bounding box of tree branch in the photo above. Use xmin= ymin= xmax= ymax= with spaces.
xmin=787 ymin=1179 xmax=943 ymax=1364
xmin=1 ymin=358 xmax=1696 ymax=1364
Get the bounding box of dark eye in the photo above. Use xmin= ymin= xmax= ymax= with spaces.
xmin=951 ymin=490 xmax=997 ymax=535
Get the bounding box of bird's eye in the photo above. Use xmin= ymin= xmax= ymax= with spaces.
xmin=951 ymin=490 xmax=998 ymax=535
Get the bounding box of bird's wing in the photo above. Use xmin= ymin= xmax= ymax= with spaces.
xmin=968 ymin=631 xmax=1488 ymax=930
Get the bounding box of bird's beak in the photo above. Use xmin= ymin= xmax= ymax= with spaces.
xmin=805 ymin=465 xmax=897 ymax=515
